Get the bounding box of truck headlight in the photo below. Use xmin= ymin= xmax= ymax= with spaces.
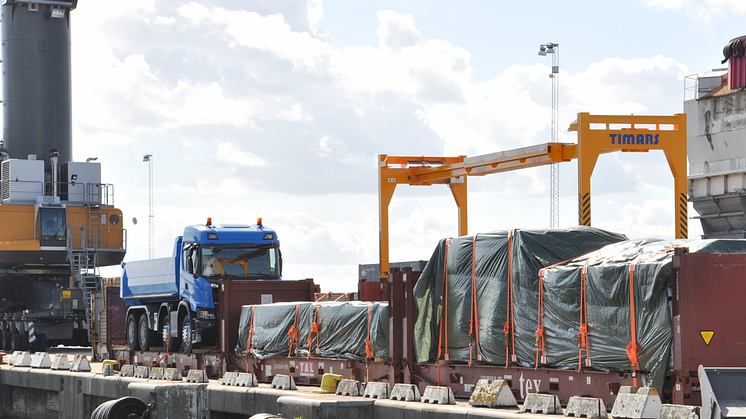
xmin=197 ymin=309 xmax=216 ymax=319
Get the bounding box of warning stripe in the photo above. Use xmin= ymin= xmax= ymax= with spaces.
xmin=678 ymin=193 xmax=688 ymax=239
xmin=578 ymin=193 xmax=591 ymax=226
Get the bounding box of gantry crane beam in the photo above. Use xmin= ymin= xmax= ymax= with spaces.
xmin=378 ymin=143 xmax=570 ymax=281
xmin=378 ymin=113 xmax=688 ymax=282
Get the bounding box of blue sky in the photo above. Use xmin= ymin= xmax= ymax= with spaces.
xmin=60 ymin=0 xmax=746 ymax=291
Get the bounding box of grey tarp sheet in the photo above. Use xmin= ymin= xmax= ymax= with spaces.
xmin=413 ymin=226 xmax=628 ymax=367
xmin=538 ymin=238 xmax=746 ymax=391
xmin=235 ymin=301 xmax=389 ymax=360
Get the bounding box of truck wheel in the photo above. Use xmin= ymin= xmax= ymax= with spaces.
xmin=138 ymin=314 xmax=150 ymax=351
xmin=126 ymin=314 xmax=139 ymax=351
xmin=161 ymin=318 xmax=180 ymax=353
xmin=180 ymin=316 xmax=193 ymax=353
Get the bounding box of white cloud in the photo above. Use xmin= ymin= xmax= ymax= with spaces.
xmin=179 ymin=3 xmax=330 ymax=72
xmin=595 ymin=198 xmax=674 ymax=239
xmin=216 ymin=143 xmax=269 ymax=167
xmin=376 ymin=10 xmax=421 ymax=54
xmin=642 ymin=0 xmax=746 ymax=23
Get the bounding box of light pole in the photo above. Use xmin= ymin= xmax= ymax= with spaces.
xmin=539 ymin=42 xmax=559 ymax=229
xmin=143 ymin=154 xmax=154 ymax=259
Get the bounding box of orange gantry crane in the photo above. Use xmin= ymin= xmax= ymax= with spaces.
xmin=378 ymin=113 xmax=687 ymax=281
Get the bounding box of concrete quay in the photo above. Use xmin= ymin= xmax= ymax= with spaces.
xmin=0 ymin=363 xmax=542 ymax=419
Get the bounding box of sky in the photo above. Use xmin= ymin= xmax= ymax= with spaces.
xmin=57 ymin=0 xmax=746 ymax=291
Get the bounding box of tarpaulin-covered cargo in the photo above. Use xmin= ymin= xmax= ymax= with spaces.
xmin=414 ymin=228 xmax=746 ymax=394
xmin=536 ymin=238 xmax=746 ymax=391
xmin=236 ymin=301 xmax=389 ymax=360
xmin=413 ymin=226 xmax=628 ymax=367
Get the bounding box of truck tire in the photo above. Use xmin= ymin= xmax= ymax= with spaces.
xmin=126 ymin=314 xmax=139 ymax=351
xmin=161 ymin=317 xmax=180 ymax=353
xmin=138 ymin=314 xmax=151 ymax=351
xmin=180 ymin=315 xmax=194 ymax=353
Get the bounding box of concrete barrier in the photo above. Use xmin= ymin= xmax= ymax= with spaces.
xmin=134 ymin=366 xmax=150 ymax=379
xmin=235 ymin=373 xmax=257 ymax=387
xmin=101 ymin=363 xmax=115 ymax=377
xmin=149 ymin=367 xmax=166 ymax=380
xmin=611 ymin=387 xmax=662 ymax=419
xmin=390 ymin=383 xmax=420 ymax=402
xmin=51 ymin=354 xmax=70 ymax=370
xmin=363 ymin=382 xmax=390 ymax=399
xmin=469 ymin=379 xmax=517 ymax=408
xmin=14 ymin=351 xmax=32 ymax=367
xmin=221 ymin=371 xmax=239 ymax=385
xmin=422 ymin=385 xmax=455 ymax=405
xmin=270 ymin=374 xmax=296 ymax=390
xmin=165 ymin=368 xmax=182 ymax=381
xmin=186 ymin=369 xmax=209 ymax=383
xmin=30 ymin=352 xmax=51 ymax=369
xmin=658 ymin=404 xmax=700 ymax=419
xmin=522 ymin=393 xmax=562 ymax=414
xmin=70 ymin=355 xmax=91 ymax=372
xmin=120 ymin=364 xmax=135 ymax=377
xmin=565 ymin=396 xmax=608 ymax=418
xmin=336 ymin=379 xmax=363 ymax=396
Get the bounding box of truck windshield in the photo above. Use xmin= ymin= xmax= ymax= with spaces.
xmin=200 ymin=245 xmax=279 ymax=279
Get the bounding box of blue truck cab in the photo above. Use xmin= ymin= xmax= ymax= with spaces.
xmin=120 ymin=218 xmax=281 ymax=353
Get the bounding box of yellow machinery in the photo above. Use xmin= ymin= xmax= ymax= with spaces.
xmin=378 ymin=113 xmax=687 ymax=281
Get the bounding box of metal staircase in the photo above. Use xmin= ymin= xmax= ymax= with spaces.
xmin=67 ymin=204 xmax=104 ymax=344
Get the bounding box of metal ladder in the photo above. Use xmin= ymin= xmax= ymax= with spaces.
xmin=67 ymin=204 xmax=104 ymax=344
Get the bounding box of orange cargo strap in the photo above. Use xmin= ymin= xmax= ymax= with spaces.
xmin=307 ymin=306 xmax=320 ymax=357
xmin=437 ymin=238 xmax=451 ymax=385
xmin=469 ymin=234 xmax=481 ymax=365
xmin=624 ymin=243 xmax=688 ymax=386
xmin=535 ymin=269 xmax=546 ymax=368
xmin=578 ymin=266 xmax=592 ymax=370
xmin=315 ymin=291 xmax=332 ymax=303
xmin=504 ymin=230 xmax=516 ymax=366
xmin=246 ymin=306 xmax=255 ymax=373
xmin=365 ymin=304 xmax=374 ymax=360
xmin=627 ymin=263 xmax=639 ymax=386
xmin=288 ymin=304 xmax=300 ymax=357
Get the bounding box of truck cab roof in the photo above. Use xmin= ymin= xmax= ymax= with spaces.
xmin=182 ymin=223 xmax=279 ymax=246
